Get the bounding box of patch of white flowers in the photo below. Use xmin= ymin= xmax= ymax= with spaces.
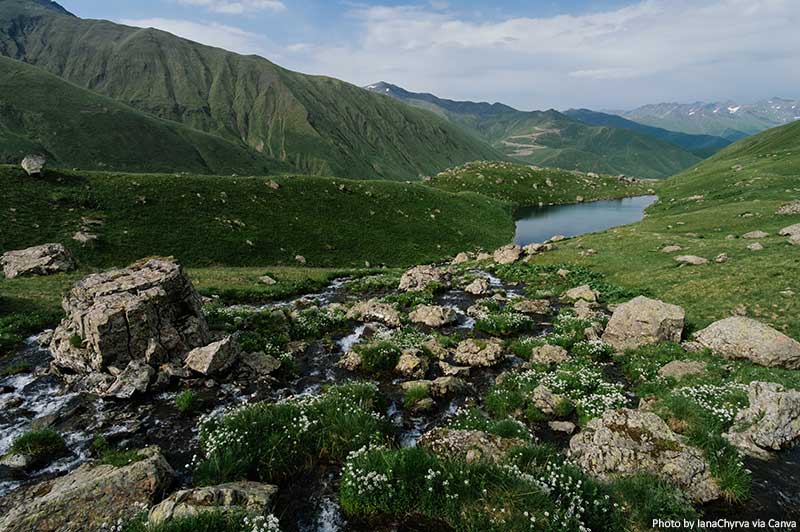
xmin=244 ymin=513 xmax=281 ymax=532
xmin=675 ymin=383 xmax=749 ymax=424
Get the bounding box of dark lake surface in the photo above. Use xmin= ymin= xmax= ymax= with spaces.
xmin=514 ymin=195 xmax=658 ymax=245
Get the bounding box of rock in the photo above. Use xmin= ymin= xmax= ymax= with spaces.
xmin=346 ymin=299 xmax=401 ymax=327
xmin=523 ymin=243 xmax=544 ymax=255
xmin=725 ymin=382 xmax=800 ymax=460
xmin=148 ymin=481 xmax=277 ymax=526
xmin=21 ymin=154 xmax=46 ymax=176
xmin=438 ymin=361 xmax=470 ymax=377
xmin=715 ymin=253 xmax=729 ymax=263
xmin=777 ymin=200 xmax=800 ymax=215
xmin=422 ymin=338 xmax=449 ymax=359
xmin=569 ymin=409 xmax=720 ymax=503
xmin=259 ymin=275 xmax=277 ymax=285
xmin=563 ymin=284 xmax=598 ymax=303
xmin=557 ymin=268 xmax=571 ymax=278
xmin=453 ymin=338 xmax=504 ymax=367
xmin=476 ymin=252 xmax=492 ymax=261
xmin=602 ymin=296 xmax=684 ymax=351
xmin=530 ymin=344 xmax=569 ymax=365
xmin=692 ymin=317 xmax=800 ymax=368
xmin=72 ymin=231 xmax=98 ymax=247
xmin=266 ymin=180 xmax=280 ymax=190
xmin=408 ymin=305 xmax=457 ymax=327
xmin=573 ymin=300 xmax=598 ymax=320
xmin=532 ymin=384 xmax=567 ymax=415
xmin=512 ymin=298 xmax=550 ymax=315
xmin=674 ymin=255 xmax=708 ymax=265
xmin=294 ymin=255 xmax=306 ymax=265
xmin=661 ymin=245 xmax=683 ymax=253
xmin=548 ymin=421 xmax=576 ymax=434
xmin=0 ymin=447 xmax=174 ymax=532
xmin=242 ymin=352 xmax=281 ymax=377
xmin=778 ymin=224 xmax=800 ymax=237
xmin=185 ymin=336 xmax=240 ymax=375
xmin=452 ymin=252 xmax=471 ymax=264
xmin=742 ymin=230 xmax=769 ymax=239
xmin=789 ymin=234 xmax=800 ymax=246
xmin=105 ymin=360 xmax=155 ymax=398
xmin=493 ymin=244 xmax=522 ymax=264
xmin=49 ymin=259 xmax=210 ymax=375
xmin=657 ymin=360 xmax=707 ymax=380
xmin=431 ymin=376 xmax=466 ymax=397
xmin=338 ymin=351 xmax=362 ymax=371
xmin=464 ymin=277 xmax=491 ymax=296
xmin=411 ymin=397 xmax=435 ymax=413
xmin=398 ymin=265 xmax=444 ymax=292
xmin=418 ymin=428 xmax=524 ymax=464
xmin=395 ymin=350 xmax=428 ymax=379
xmin=747 ymin=242 xmax=764 ymax=251
xmin=400 ymin=380 xmax=431 ymax=393
xmin=1 ymin=243 xmax=76 ymax=279
xmin=547 ymin=235 xmax=566 ymax=243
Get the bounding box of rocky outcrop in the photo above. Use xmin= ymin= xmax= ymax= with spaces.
xmin=0 ymin=447 xmax=174 ymax=532
xmin=1 ymin=243 xmax=76 ymax=279
xmin=569 ymin=409 xmax=720 ymax=503
xmin=691 ymin=317 xmax=800 ymax=369
xmin=725 ymin=382 xmax=800 ymax=460
xmin=409 ymin=305 xmax=457 ymax=327
xmin=778 ymin=224 xmax=800 ymax=237
xmin=185 ymin=336 xmax=240 ymax=375
xmin=512 ymin=298 xmax=550 ymax=315
xmin=562 ymin=285 xmax=598 ymax=303
xmin=493 ymin=244 xmax=522 ymax=264
xmin=419 ymin=428 xmax=523 ymax=464
xmin=49 ymin=259 xmax=211 ymax=387
xmin=532 ymin=384 xmax=567 ymax=415
xmin=149 ymin=481 xmax=277 ymax=525
xmin=777 ymin=200 xmax=800 ymax=215
xmin=398 ymin=265 xmax=443 ymax=292
xmin=530 ymin=344 xmax=569 ymax=365
xmin=395 ymin=349 xmax=428 ymax=378
xmin=21 ymin=154 xmax=46 ymax=176
xmin=601 ymin=296 xmax=685 ymax=351
xmin=453 ymin=338 xmax=504 ymax=367
xmin=464 ymin=277 xmax=490 ymax=296
xmin=674 ymin=255 xmax=708 ymax=266
xmin=742 ymin=230 xmax=769 ymax=239
xmin=346 ymin=299 xmax=401 ymax=327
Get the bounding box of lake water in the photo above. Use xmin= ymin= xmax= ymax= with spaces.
xmin=514 ymin=195 xmax=658 ymax=246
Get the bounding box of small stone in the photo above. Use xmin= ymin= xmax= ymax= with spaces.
xmin=294 ymin=255 xmax=307 ymax=264
xmin=674 ymin=255 xmax=708 ymax=265
xmin=563 ymin=284 xmax=598 ymax=303
xmin=259 ymin=275 xmax=277 ymax=285
xmin=493 ymin=244 xmax=522 ymax=264
xmin=747 ymin=242 xmax=764 ymax=251
xmin=21 ymin=154 xmax=46 ymax=176
xmin=661 ymin=245 xmax=683 ymax=253
xmin=742 ymin=230 xmax=769 ymax=239
xmin=657 ymin=360 xmax=707 ymax=380
xmin=464 ymin=277 xmax=491 ymax=296
xmin=548 ymin=421 xmax=576 ymax=434
xmin=530 ymin=344 xmax=569 ymax=365
xmin=185 ymin=337 xmax=240 ymax=376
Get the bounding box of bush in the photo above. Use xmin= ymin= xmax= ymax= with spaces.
xmin=10 ymin=429 xmax=67 ymax=466
xmin=403 ymin=384 xmax=430 ymax=409
xmin=0 ymin=311 xmax=59 ymax=356
xmin=176 ymin=390 xmax=202 ymax=415
xmin=475 ymin=310 xmax=534 ymax=336
xmin=354 ymin=341 xmax=402 ymax=374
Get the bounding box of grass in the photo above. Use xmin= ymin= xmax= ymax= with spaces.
xmin=175 ymin=391 xmax=202 ymax=416
xmin=8 ymin=429 xmax=67 ymax=466
xmin=0 ymin=360 xmax=31 ymax=377
xmin=193 ymin=382 xmax=392 ymax=486
xmin=403 ymin=384 xmax=431 ymax=409
xmin=354 ymin=341 xmax=403 ymax=374
xmin=0 ymin=166 xmax=513 ymax=269
xmin=122 ymin=511 xmax=279 ymax=532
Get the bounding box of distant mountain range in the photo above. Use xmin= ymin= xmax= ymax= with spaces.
xmin=611 ymin=99 xmax=800 ymax=140
xmin=366 ymin=82 xmax=709 ymax=179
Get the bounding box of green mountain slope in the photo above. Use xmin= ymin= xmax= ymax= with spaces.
xmin=0 ymin=56 xmax=294 ymax=175
xmin=0 ymin=0 xmax=502 ymax=180
xmin=532 ymin=119 xmax=800 ymax=336
xmin=366 ymin=82 xmax=702 ymax=179
xmin=564 ymin=108 xmax=731 ymax=158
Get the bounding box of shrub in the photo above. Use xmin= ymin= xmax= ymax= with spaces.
xmin=447 ymin=408 xmax=532 ymax=440
xmin=176 ymin=390 xmax=202 ymax=415
xmin=403 ymin=384 xmax=430 ymax=409
xmin=354 ymin=341 xmax=402 ymax=374
xmin=0 ymin=361 xmax=31 ymax=377
xmin=10 ymin=429 xmax=67 ymax=465
xmin=475 ymin=310 xmax=534 ymax=336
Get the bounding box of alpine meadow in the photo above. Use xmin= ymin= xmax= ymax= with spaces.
xmin=1 ymin=1 xmax=799 ymax=532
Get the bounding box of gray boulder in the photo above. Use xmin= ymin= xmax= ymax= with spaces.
xmin=185 ymin=336 xmax=240 ymax=375
xmin=346 ymin=299 xmax=401 ymax=327
xmin=464 ymin=277 xmax=490 ymax=296
xmin=1 ymin=243 xmax=75 ymax=279
xmin=493 ymin=244 xmax=522 ymax=264
xmin=725 ymin=382 xmax=800 ymax=459
xmin=778 ymin=224 xmax=800 ymax=237
xmin=21 ymin=154 xmax=46 ymax=176
xmin=398 ymin=265 xmax=443 ymax=292
xmin=149 ymin=481 xmax=277 ymax=525
xmin=409 ymin=305 xmax=457 ymax=327
xmin=105 ymin=360 xmax=156 ymax=398
xmin=692 ymin=317 xmax=800 ymax=369
xmin=453 ymin=338 xmax=504 ymax=367
xmin=601 ymin=296 xmax=685 ymax=351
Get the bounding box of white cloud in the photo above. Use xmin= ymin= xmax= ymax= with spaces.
xmin=120 ymin=18 xmax=277 ymax=57
xmin=175 ymin=0 xmax=286 ymax=15
xmin=280 ymin=0 xmax=800 ymax=109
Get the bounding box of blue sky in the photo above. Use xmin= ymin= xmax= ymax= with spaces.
xmin=57 ymin=1 xmax=800 ymax=111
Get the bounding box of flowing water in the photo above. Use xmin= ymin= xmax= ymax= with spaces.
xmin=514 ymin=195 xmax=658 ymax=245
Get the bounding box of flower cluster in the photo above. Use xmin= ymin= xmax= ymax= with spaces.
xmin=674 ymin=383 xmax=749 ymax=424
xmin=244 ymin=514 xmax=282 ymax=532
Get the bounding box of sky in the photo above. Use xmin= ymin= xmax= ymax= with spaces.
xmin=58 ymin=0 xmax=800 ymax=111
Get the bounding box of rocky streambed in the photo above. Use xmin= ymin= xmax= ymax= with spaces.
xmin=1 ymin=247 xmax=799 ymax=531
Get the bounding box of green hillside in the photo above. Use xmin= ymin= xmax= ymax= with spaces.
xmin=0 ymin=0 xmax=501 ymax=180
xmin=426 ymin=161 xmax=654 ymax=206
xmin=0 ymin=56 xmax=293 ymax=175
xmin=564 ymin=108 xmax=731 ymax=158
xmin=366 ymin=82 xmax=702 ymax=178
xmin=531 ymin=119 xmax=800 ymax=337
xmin=0 ymin=165 xmax=513 ymax=269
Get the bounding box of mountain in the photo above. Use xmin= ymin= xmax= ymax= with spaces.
xmin=615 ymin=99 xmax=800 ymax=140
xmin=564 ymin=108 xmax=731 ymax=158
xmin=0 ymin=56 xmax=295 ymax=174
xmin=0 ymin=0 xmax=501 ymax=180
xmin=366 ymin=82 xmax=702 ymax=179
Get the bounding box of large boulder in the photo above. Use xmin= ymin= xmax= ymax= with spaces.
xmin=398 ymin=265 xmax=443 ymax=292
xmin=691 ymin=317 xmax=800 ymax=369
xmin=148 ymin=481 xmax=277 ymax=525
xmin=49 ymin=259 xmax=211 ymax=376
xmin=419 ymin=428 xmax=524 ymax=464
xmin=408 ymin=305 xmax=457 ymax=327
xmin=725 ymin=382 xmax=800 ymax=460
xmin=464 ymin=277 xmax=491 ymax=296
xmin=562 ymin=285 xmax=598 ymax=303
xmin=453 ymin=338 xmax=504 ymax=367
xmin=569 ymin=409 xmax=720 ymax=503
xmin=0 ymin=447 xmax=174 ymax=532
xmin=601 ymin=296 xmax=685 ymax=351
xmin=346 ymin=299 xmax=401 ymax=327
xmin=493 ymin=244 xmax=522 ymax=265
xmin=778 ymin=223 xmax=800 ymax=237
xmin=184 ymin=336 xmax=240 ymax=375
xmin=21 ymin=154 xmax=46 ymax=176
xmin=1 ymin=243 xmax=75 ymax=279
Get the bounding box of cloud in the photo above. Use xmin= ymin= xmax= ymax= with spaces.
xmin=120 ymin=18 xmax=276 ymax=57
xmin=175 ymin=0 xmax=286 ymax=15
xmin=280 ymin=0 xmax=800 ymax=109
